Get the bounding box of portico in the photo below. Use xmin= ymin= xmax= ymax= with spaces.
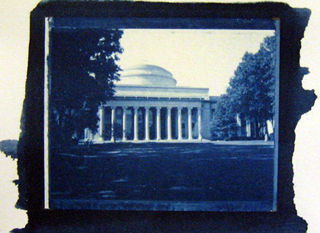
xmin=84 ymin=64 xmax=216 ymax=143
xmin=99 ymin=103 xmax=202 ymax=142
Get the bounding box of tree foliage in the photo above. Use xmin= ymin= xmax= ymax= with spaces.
xmin=212 ymin=36 xmax=276 ymax=139
xmin=211 ymin=94 xmax=238 ymax=139
xmin=50 ymin=29 xmax=123 ymax=148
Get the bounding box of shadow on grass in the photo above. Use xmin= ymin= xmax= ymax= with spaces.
xmin=50 ymin=143 xmax=275 ymax=211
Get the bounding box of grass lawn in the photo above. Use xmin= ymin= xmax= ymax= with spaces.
xmin=49 ymin=142 xmax=275 ymax=211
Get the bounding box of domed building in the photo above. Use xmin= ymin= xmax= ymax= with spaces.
xmin=117 ymin=64 xmax=177 ymax=87
xmin=84 ymin=64 xmax=219 ymax=142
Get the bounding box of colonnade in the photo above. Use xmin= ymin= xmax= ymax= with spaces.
xmin=99 ymin=106 xmax=202 ymax=142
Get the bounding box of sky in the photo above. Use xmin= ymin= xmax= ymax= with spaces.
xmin=118 ymin=29 xmax=275 ymax=96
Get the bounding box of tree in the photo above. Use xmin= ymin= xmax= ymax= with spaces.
xmin=49 ymin=29 xmax=123 ymax=149
xmin=211 ymin=94 xmax=238 ymax=139
xmin=233 ymin=36 xmax=275 ymax=138
xmin=212 ymin=36 xmax=276 ymax=139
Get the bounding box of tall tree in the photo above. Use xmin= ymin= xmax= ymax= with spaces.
xmin=211 ymin=94 xmax=238 ymax=139
xmin=212 ymin=36 xmax=276 ymax=139
xmin=49 ymin=29 xmax=123 ymax=148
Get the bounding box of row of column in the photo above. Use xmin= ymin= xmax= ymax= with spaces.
xmin=100 ymin=106 xmax=202 ymax=142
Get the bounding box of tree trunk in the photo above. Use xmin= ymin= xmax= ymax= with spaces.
xmin=254 ymin=116 xmax=259 ymax=139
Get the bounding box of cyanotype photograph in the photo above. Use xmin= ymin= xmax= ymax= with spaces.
xmin=2 ymin=1 xmax=315 ymax=232
xmin=45 ymin=17 xmax=279 ymax=211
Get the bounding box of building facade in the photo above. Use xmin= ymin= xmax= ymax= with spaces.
xmin=83 ymin=64 xmax=218 ymax=142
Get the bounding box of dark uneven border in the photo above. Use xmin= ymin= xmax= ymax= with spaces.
xmin=17 ymin=1 xmax=316 ymax=232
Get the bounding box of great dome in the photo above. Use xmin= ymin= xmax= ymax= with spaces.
xmin=117 ymin=64 xmax=177 ymax=87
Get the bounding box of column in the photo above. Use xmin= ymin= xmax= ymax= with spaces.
xmin=246 ymin=120 xmax=251 ymax=138
xmin=236 ymin=113 xmax=241 ymax=127
xmin=99 ymin=106 xmax=104 ymax=141
xmin=197 ymin=108 xmax=202 ymax=140
xmin=145 ymin=107 xmax=150 ymax=141
xmin=134 ymin=107 xmax=139 ymax=141
xmin=177 ymin=107 xmax=182 ymax=140
xmin=122 ymin=107 xmax=127 ymax=141
xmin=188 ymin=107 xmax=192 ymax=140
xmin=111 ymin=107 xmax=115 ymax=142
xmin=167 ymin=107 xmax=172 ymax=140
xmin=156 ymin=107 xmax=161 ymax=140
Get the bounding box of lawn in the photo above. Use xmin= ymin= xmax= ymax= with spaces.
xmin=49 ymin=142 xmax=275 ymax=211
